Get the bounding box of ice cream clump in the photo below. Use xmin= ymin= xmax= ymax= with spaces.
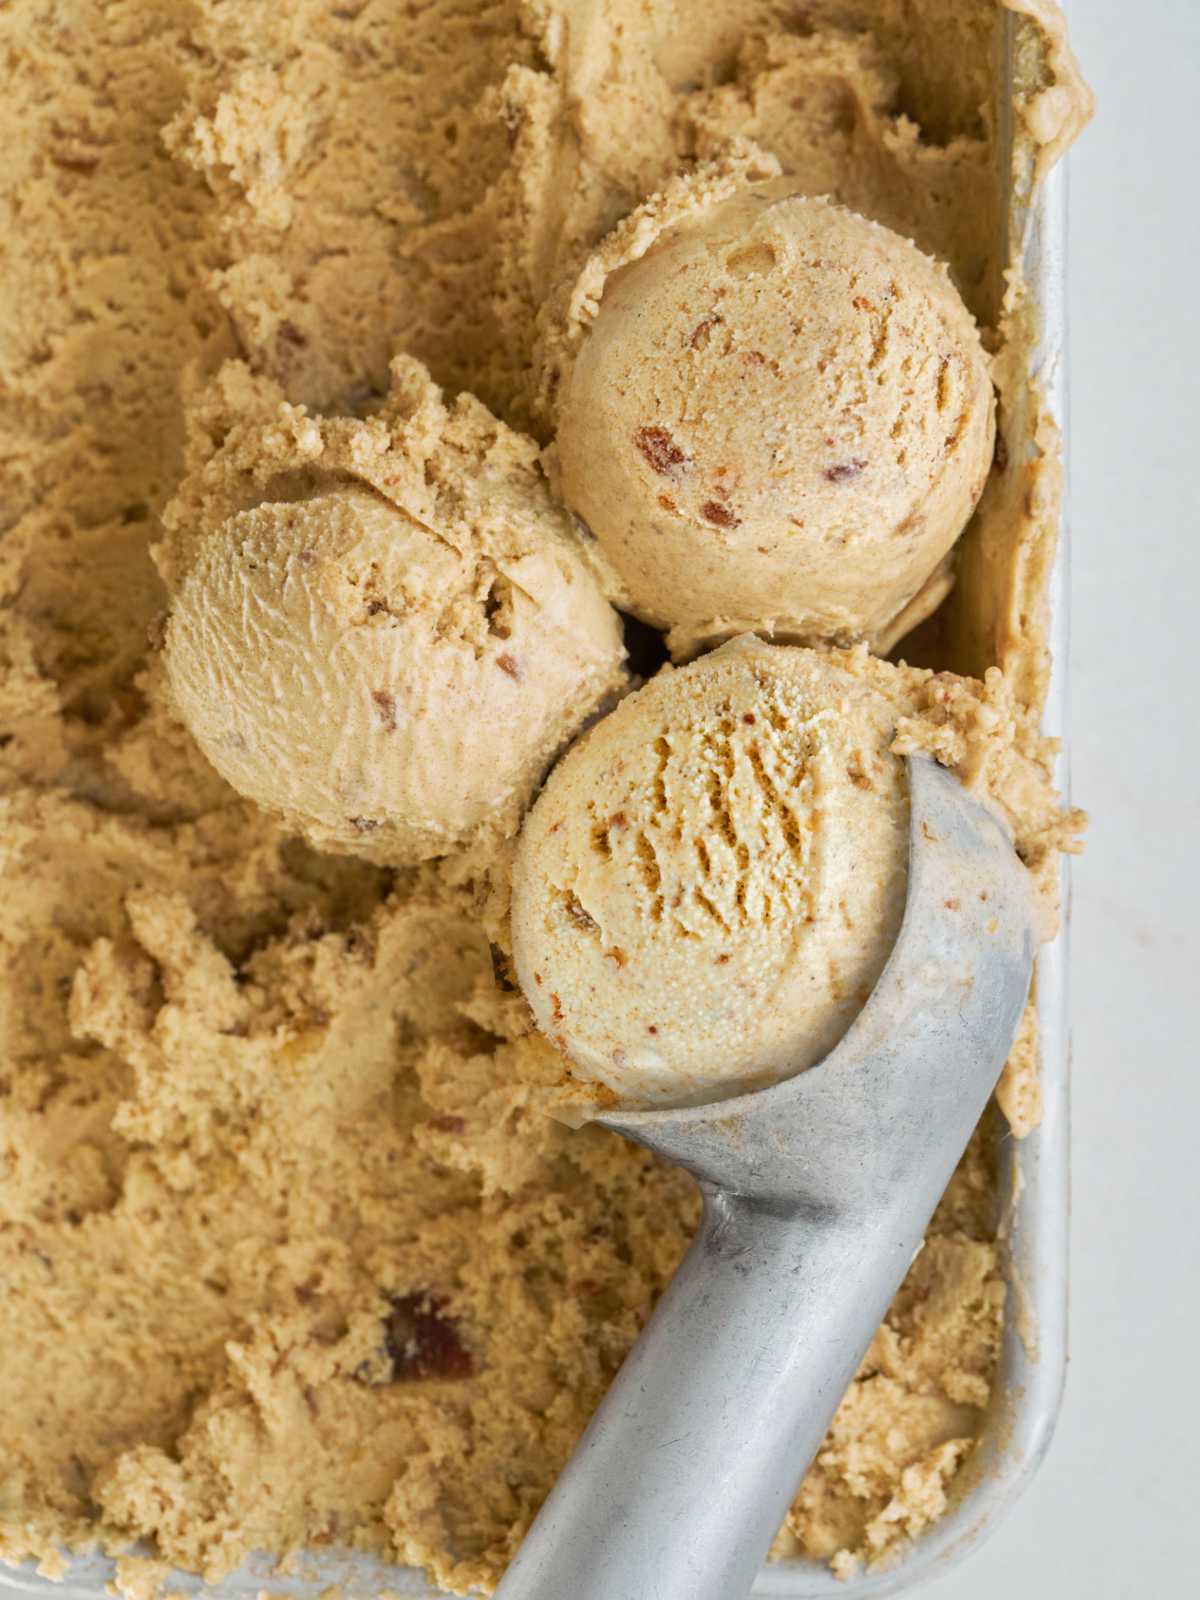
xmin=551 ymin=180 xmax=996 ymax=658
xmin=161 ymin=357 xmax=628 ymax=864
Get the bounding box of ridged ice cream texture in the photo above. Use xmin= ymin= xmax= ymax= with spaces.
xmin=512 ymin=636 xmax=911 ymax=1107
xmin=553 ymin=182 xmax=996 ymax=656
xmin=163 ymin=362 xmax=627 ymax=864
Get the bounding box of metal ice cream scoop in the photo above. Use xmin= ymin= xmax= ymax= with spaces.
xmin=496 ymin=754 xmax=1035 ymax=1600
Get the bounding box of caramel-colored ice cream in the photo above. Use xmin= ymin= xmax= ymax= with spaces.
xmin=0 ymin=0 xmax=1089 ymax=1594
xmin=552 ymin=184 xmax=995 ymax=657
xmin=162 ymin=359 xmax=626 ymax=864
xmin=513 ymin=637 xmax=909 ymax=1105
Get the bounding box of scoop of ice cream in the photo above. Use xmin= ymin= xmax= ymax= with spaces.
xmin=511 ymin=635 xmax=910 ymax=1107
xmin=161 ymin=359 xmax=627 ymax=864
xmin=551 ymin=181 xmax=995 ymax=656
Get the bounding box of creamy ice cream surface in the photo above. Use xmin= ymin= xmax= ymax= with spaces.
xmin=551 ymin=182 xmax=995 ymax=658
xmin=161 ymin=358 xmax=627 ymax=863
xmin=513 ymin=637 xmax=909 ymax=1105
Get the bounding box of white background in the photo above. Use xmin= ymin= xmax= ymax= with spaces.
xmin=926 ymin=1 xmax=1200 ymax=1595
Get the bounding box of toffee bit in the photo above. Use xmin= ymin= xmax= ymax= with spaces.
xmin=371 ymin=689 xmax=397 ymax=732
xmin=701 ymin=500 xmax=740 ymax=528
xmin=563 ymin=894 xmax=598 ymax=933
xmin=633 ymin=426 xmax=687 ymax=474
xmin=385 ymin=1292 xmax=474 ymax=1381
xmin=824 ymin=459 xmax=867 ymax=483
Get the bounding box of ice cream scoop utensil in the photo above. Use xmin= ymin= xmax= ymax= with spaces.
xmin=496 ymin=755 xmax=1034 ymax=1600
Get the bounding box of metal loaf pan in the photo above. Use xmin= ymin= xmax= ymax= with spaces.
xmin=0 ymin=17 xmax=1072 ymax=1600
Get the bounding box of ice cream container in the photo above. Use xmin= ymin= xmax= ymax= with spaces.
xmin=0 ymin=12 xmax=1075 ymax=1600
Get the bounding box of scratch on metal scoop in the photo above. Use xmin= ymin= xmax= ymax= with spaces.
xmin=496 ymin=755 xmax=1035 ymax=1600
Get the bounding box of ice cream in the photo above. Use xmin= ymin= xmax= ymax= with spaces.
xmin=161 ymin=358 xmax=627 ymax=864
xmin=512 ymin=636 xmax=910 ymax=1106
xmin=0 ymin=0 xmax=1090 ymax=1592
xmin=551 ymin=183 xmax=995 ymax=658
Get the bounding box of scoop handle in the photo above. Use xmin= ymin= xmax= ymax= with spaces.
xmin=495 ymin=1187 xmax=919 ymax=1600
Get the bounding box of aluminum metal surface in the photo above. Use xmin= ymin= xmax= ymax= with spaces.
xmin=0 ymin=21 xmax=1073 ymax=1600
xmin=494 ymin=757 xmax=1036 ymax=1600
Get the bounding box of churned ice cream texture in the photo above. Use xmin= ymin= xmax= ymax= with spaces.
xmin=0 ymin=0 xmax=1091 ymax=1595
xmin=161 ymin=358 xmax=626 ymax=864
xmin=549 ymin=181 xmax=995 ymax=658
xmin=513 ymin=637 xmax=909 ymax=1105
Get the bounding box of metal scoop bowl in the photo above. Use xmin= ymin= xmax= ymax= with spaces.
xmin=496 ymin=755 xmax=1035 ymax=1600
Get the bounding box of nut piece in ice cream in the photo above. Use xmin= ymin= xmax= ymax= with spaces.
xmin=553 ymin=182 xmax=996 ymax=656
xmin=162 ymin=359 xmax=627 ymax=864
xmin=511 ymin=635 xmax=910 ymax=1107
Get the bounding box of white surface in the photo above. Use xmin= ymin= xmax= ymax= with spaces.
xmin=922 ymin=2 xmax=1200 ymax=1595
